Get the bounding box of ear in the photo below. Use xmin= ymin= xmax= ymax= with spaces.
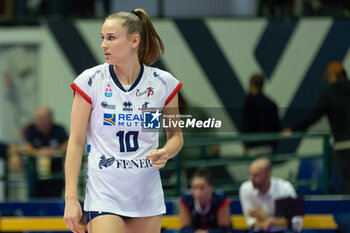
xmin=130 ymin=33 xmax=140 ymax=49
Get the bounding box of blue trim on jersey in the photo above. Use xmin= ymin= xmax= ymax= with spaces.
xmin=109 ymin=63 xmax=144 ymax=93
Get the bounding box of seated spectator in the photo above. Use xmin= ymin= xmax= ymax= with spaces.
xmin=179 ymin=167 xmax=232 ymax=233
xmin=22 ymin=106 xmax=68 ymax=198
xmin=0 ymin=142 xmax=22 ymax=172
xmin=239 ymin=157 xmax=302 ymax=232
xmin=242 ymin=74 xmax=280 ymax=156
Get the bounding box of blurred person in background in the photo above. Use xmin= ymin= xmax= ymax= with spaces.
xmin=242 ymin=74 xmax=280 ymax=156
xmin=283 ymin=61 xmax=350 ymax=194
xmin=239 ymin=157 xmax=302 ymax=233
xmin=0 ymin=142 xmax=22 ymax=172
xmin=179 ymin=167 xmax=232 ymax=233
xmin=259 ymin=0 xmax=293 ymax=17
xmin=23 ymin=106 xmax=68 ymax=198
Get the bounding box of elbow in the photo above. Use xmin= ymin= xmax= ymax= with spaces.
xmin=68 ymin=135 xmax=85 ymax=148
xmin=179 ymin=133 xmax=184 ymax=150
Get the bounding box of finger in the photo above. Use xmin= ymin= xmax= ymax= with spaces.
xmin=146 ymin=151 xmax=161 ymax=160
xmin=77 ymin=226 xmax=86 ymax=233
xmin=64 ymin=218 xmax=75 ymax=232
xmin=152 ymin=164 xmax=165 ymax=169
xmin=71 ymin=217 xmax=82 ymax=233
xmin=152 ymin=161 xmax=166 ymax=168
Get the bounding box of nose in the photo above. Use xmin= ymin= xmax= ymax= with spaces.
xmin=193 ymin=189 xmax=201 ymax=198
xmin=101 ymin=40 xmax=108 ymax=49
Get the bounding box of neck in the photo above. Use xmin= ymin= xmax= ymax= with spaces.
xmin=113 ymin=59 xmax=141 ymax=85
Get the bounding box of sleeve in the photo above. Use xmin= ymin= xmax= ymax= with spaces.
xmin=239 ymin=183 xmax=256 ymax=227
xmin=163 ymin=72 xmax=183 ymax=106
xmin=292 ymin=92 xmax=328 ymax=131
xmin=25 ymin=125 xmax=36 ymax=144
xmin=242 ymin=97 xmax=250 ymax=132
xmin=217 ymin=193 xmax=231 ymax=211
xmin=180 ymin=194 xmax=192 ymax=210
xmin=282 ymin=180 xmax=297 ymax=198
xmin=70 ymin=69 xmax=95 ymax=105
xmin=56 ymin=125 xmax=68 ymax=143
xmin=0 ymin=142 xmax=8 ymax=158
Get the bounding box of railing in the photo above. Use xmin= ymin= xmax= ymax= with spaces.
xmin=5 ymin=132 xmax=330 ymax=200
xmin=161 ymin=132 xmax=331 ymax=196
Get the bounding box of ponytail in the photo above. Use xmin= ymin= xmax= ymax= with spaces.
xmin=106 ymin=9 xmax=164 ymax=66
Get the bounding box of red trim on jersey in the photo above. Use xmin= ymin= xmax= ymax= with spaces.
xmin=179 ymin=199 xmax=190 ymax=211
xmin=218 ymin=199 xmax=231 ymax=211
xmin=71 ymin=83 xmax=92 ymax=105
xmin=165 ymin=82 xmax=183 ymax=106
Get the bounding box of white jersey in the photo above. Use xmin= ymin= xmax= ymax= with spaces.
xmin=71 ymin=63 xmax=182 ymax=217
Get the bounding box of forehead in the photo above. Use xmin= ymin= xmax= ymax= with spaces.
xmin=249 ymin=163 xmax=265 ymax=174
xmin=191 ymin=177 xmax=209 ymax=185
xmin=36 ymin=108 xmax=49 ymax=117
xmin=101 ymin=19 xmax=126 ymax=34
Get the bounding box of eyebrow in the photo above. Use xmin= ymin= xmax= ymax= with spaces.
xmin=100 ymin=32 xmax=116 ymax=36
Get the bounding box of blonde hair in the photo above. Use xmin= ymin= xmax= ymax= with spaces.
xmin=106 ymin=9 xmax=164 ymax=66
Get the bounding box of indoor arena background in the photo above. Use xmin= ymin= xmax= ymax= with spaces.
xmin=0 ymin=0 xmax=350 ymax=232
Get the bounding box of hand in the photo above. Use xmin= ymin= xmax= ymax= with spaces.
xmin=8 ymin=153 xmax=22 ymax=172
xmin=248 ymin=207 xmax=268 ymax=221
xmin=146 ymin=149 xmax=169 ymax=169
xmin=281 ymin=128 xmax=293 ymax=137
xmin=64 ymin=199 xmax=85 ymax=233
xmin=262 ymin=217 xmax=275 ymax=231
xmin=37 ymin=147 xmax=55 ymax=157
xmin=7 ymin=145 xmax=22 ymax=172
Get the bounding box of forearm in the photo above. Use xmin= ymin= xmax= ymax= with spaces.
xmin=22 ymin=143 xmax=39 ymax=157
xmin=162 ymin=131 xmax=183 ymax=160
xmin=58 ymin=141 xmax=68 ymax=153
xmin=270 ymin=217 xmax=287 ymax=228
xmin=252 ymin=217 xmax=287 ymax=230
xmin=64 ymin=139 xmax=84 ymax=201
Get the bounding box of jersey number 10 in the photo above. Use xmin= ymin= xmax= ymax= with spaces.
xmin=116 ymin=131 xmax=139 ymax=152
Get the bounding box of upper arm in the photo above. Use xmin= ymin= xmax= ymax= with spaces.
xmin=69 ymin=93 xmax=92 ymax=145
xmin=163 ymin=93 xmax=182 ymax=138
xmin=285 ymin=181 xmax=297 ymax=198
xmin=217 ymin=203 xmax=231 ymax=227
xmin=239 ymin=185 xmax=256 ymax=227
xmin=179 ymin=200 xmax=192 ymax=228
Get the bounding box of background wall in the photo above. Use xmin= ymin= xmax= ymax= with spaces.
xmin=1 ymin=17 xmax=350 ymax=155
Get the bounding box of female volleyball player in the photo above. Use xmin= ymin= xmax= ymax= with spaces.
xmin=179 ymin=168 xmax=232 ymax=233
xmin=63 ymin=9 xmax=183 ymax=233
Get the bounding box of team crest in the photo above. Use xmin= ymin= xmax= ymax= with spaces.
xmin=105 ymin=83 xmax=112 ymax=97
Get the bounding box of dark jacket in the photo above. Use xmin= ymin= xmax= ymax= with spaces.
xmin=292 ymin=80 xmax=350 ymax=142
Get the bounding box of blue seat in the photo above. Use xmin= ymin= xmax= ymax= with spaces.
xmin=296 ymin=157 xmax=324 ymax=195
xmin=334 ymin=211 xmax=350 ymax=233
